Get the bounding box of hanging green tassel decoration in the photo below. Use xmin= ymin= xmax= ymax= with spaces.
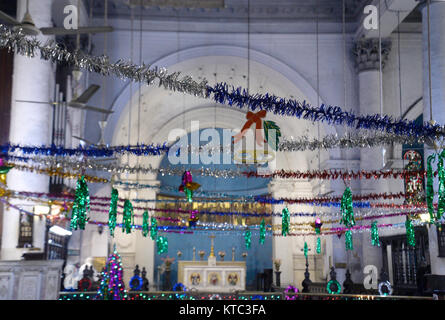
xmin=304 ymin=242 xmax=308 ymax=258
xmin=437 ymin=150 xmax=445 ymax=220
xmin=185 ymin=187 xmax=193 ymax=203
xmin=244 ymin=229 xmax=252 ymax=249
xmin=142 ymin=211 xmax=149 ymax=237
xmin=282 ymin=207 xmax=290 ymax=236
xmin=108 ymin=188 xmax=118 ymax=236
xmin=316 ymin=237 xmax=321 ymax=254
xmin=345 ymin=230 xmax=353 ymax=251
xmin=427 ymin=154 xmax=436 ymax=224
xmin=150 ymin=217 xmax=157 ymax=240
xmin=122 ymin=200 xmax=133 ymax=234
xmin=341 ymin=187 xmax=355 ymax=251
xmin=406 ymin=218 xmax=416 ymax=247
xmin=371 ymin=221 xmax=380 ymax=247
xmin=340 ymin=187 xmax=355 ymax=227
xmin=70 ymin=176 xmax=90 ymax=230
xmin=259 ymin=219 xmax=266 ymax=244
xmin=156 ymin=236 xmax=168 ymax=254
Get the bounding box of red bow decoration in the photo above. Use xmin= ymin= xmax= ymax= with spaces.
xmin=233 ymin=110 xmax=267 ymax=146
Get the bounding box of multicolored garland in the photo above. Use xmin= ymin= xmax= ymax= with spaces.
xmin=179 ymin=171 xmax=200 ymax=203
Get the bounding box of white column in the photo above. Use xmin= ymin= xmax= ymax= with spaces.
xmin=1 ymin=0 xmax=55 ymax=260
xmin=269 ymin=179 xmax=321 ymax=290
xmin=353 ymin=39 xmax=392 ymax=282
xmin=323 ymin=159 xmax=364 ymax=284
xmin=421 ymin=0 xmax=445 ymax=275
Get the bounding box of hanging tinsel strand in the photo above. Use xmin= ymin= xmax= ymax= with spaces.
xmin=437 ymin=150 xmax=445 ymax=220
xmin=405 ymin=218 xmax=416 ymax=247
xmin=122 ymin=200 xmax=133 ymax=234
xmin=426 ymin=154 xmax=436 ymax=223
xmin=1 ymin=24 xmax=444 ymax=139
xmin=259 ymin=219 xmax=266 ymax=244
xmin=70 ymin=176 xmax=90 ymax=230
xmin=371 ymin=220 xmax=380 ymax=247
xmin=244 ymin=229 xmax=252 ymax=249
xmin=142 ymin=211 xmax=149 ymax=237
xmin=282 ymin=207 xmax=290 ymax=236
xmin=108 ymin=188 xmax=118 ymax=236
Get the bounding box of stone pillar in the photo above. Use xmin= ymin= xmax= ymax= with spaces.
xmin=353 ymin=38 xmax=392 ymax=192
xmin=420 ymin=0 xmax=445 ymax=275
xmin=1 ymin=0 xmax=54 ymax=260
xmin=269 ymin=179 xmax=324 ymax=290
xmin=323 ymin=159 xmax=363 ymax=284
xmin=352 ymin=39 xmax=391 ymax=281
xmin=109 ymin=179 xmax=158 ymax=288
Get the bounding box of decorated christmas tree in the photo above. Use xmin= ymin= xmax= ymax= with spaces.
xmin=95 ymin=248 xmax=128 ymax=300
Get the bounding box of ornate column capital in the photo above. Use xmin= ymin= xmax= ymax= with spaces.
xmin=352 ymin=38 xmax=392 ymax=72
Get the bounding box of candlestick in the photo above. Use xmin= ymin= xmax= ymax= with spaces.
xmin=232 ymin=247 xmax=235 ymax=261
xmin=193 ymin=247 xmax=196 ymax=261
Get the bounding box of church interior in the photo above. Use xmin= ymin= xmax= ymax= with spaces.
xmin=0 ymin=0 xmax=445 ymax=301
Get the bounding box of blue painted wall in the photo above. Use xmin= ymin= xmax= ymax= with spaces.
xmin=154 ymin=128 xmax=272 ymax=290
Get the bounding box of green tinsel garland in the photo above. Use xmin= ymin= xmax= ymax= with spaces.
xmin=70 ymin=176 xmax=90 ymax=230
xmin=405 ymin=218 xmax=416 ymax=247
xmin=244 ymin=229 xmax=252 ymax=249
xmin=142 ymin=211 xmax=149 ymax=237
xmin=345 ymin=230 xmax=353 ymax=251
xmin=341 ymin=187 xmax=355 ymax=227
xmin=150 ymin=217 xmax=157 ymax=240
xmin=282 ymin=207 xmax=290 ymax=236
xmin=371 ymin=221 xmax=380 ymax=247
xmin=156 ymin=236 xmax=168 ymax=254
xmin=341 ymin=187 xmax=355 ymax=251
xmin=185 ymin=187 xmax=193 ymax=203
xmin=108 ymin=188 xmax=118 ymax=236
xmin=259 ymin=219 xmax=266 ymax=244
xmin=437 ymin=150 xmax=445 ymax=220
xmin=426 ymin=154 xmax=436 ymax=224
xmin=304 ymin=242 xmax=308 ymax=258
xmin=316 ymin=237 xmax=321 ymax=254
xmin=122 ymin=200 xmax=133 ymax=234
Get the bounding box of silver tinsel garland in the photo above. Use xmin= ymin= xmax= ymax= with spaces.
xmin=277 ymin=131 xmax=426 ymax=152
xmin=0 ymin=25 xmax=208 ymax=97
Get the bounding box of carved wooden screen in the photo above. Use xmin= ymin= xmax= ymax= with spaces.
xmin=381 ymin=227 xmax=430 ymax=294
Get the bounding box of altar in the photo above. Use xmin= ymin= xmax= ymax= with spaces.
xmin=177 ymin=260 xmax=246 ymax=292
xmin=177 ymin=235 xmax=246 ymax=292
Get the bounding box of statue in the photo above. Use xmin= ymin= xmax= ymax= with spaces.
xmin=63 ymin=264 xmax=79 ymax=290
xmin=141 ymin=267 xmax=149 ymax=291
xmin=76 ymin=257 xmax=98 ymax=284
